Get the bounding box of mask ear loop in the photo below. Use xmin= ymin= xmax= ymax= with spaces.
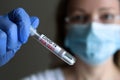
xmin=115 ymin=16 xmax=120 ymax=49
xmin=64 ymin=17 xmax=73 ymax=32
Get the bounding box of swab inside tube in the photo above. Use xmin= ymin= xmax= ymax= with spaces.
xmin=30 ymin=27 xmax=76 ymax=65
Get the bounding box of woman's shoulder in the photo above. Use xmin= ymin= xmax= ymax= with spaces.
xmin=21 ymin=68 xmax=65 ymax=80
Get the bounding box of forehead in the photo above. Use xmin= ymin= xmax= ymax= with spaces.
xmin=68 ymin=0 xmax=119 ymax=12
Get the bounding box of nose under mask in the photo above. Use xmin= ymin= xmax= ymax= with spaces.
xmin=64 ymin=22 xmax=120 ymax=65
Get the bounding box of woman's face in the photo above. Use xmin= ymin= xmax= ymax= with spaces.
xmin=67 ymin=0 xmax=120 ymax=24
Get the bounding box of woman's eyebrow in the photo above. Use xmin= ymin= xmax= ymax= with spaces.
xmin=99 ymin=7 xmax=114 ymax=11
xmin=76 ymin=8 xmax=86 ymax=12
xmin=69 ymin=7 xmax=114 ymax=13
xmin=68 ymin=7 xmax=86 ymax=13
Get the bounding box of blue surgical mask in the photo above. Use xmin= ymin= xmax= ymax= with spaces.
xmin=64 ymin=22 xmax=120 ymax=65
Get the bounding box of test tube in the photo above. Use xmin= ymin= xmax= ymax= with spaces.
xmin=30 ymin=27 xmax=76 ymax=65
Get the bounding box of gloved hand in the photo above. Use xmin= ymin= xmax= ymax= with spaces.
xmin=0 ymin=8 xmax=40 ymax=67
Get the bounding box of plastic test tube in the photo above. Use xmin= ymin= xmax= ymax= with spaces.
xmin=30 ymin=27 xmax=76 ymax=65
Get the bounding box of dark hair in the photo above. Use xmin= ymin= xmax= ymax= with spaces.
xmin=55 ymin=0 xmax=120 ymax=68
xmin=55 ymin=0 xmax=68 ymax=47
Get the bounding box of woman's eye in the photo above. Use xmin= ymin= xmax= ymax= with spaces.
xmin=70 ymin=15 xmax=88 ymax=23
xmin=101 ymin=14 xmax=114 ymax=20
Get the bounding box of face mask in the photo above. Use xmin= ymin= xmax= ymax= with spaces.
xmin=64 ymin=22 xmax=120 ymax=65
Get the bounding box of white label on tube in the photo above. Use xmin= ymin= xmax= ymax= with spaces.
xmin=39 ymin=34 xmax=61 ymax=53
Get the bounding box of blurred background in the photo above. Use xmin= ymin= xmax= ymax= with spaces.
xmin=0 ymin=0 xmax=61 ymax=79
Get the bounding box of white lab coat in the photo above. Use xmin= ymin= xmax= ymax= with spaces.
xmin=21 ymin=68 xmax=65 ymax=80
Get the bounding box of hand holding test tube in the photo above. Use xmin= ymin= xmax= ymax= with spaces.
xmin=2 ymin=7 xmax=76 ymax=66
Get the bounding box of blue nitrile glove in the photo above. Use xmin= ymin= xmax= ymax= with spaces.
xmin=0 ymin=8 xmax=39 ymax=67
